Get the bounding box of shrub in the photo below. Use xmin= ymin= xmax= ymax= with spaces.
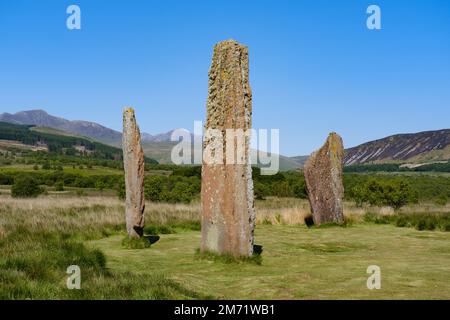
xmin=144 ymin=175 xmax=198 ymax=204
xmin=11 ymin=176 xmax=44 ymax=198
xmin=254 ymin=182 xmax=268 ymax=200
xmin=117 ymin=179 xmax=125 ymax=200
xmin=95 ymin=180 xmax=106 ymax=191
xmin=145 ymin=176 xmax=165 ymax=201
xmin=54 ymin=181 xmax=64 ymax=191
xmin=0 ymin=173 xmax=13 ymax=185
xmin=42 ymin=162 xmax=51 ymax=170
xmin=351 ymin=178 xmax=418 ymax=209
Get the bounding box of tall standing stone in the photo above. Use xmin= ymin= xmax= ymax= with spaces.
xmin=304 ymin=132 xmax=345 ymax=225
xmin=201 ymin=40 xmax=255 ymax=257
xmin=122 ymin=107 xmax=145 ymax=238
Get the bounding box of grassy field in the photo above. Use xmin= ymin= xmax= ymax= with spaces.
xmin=90 ymin=224 xmax=450 ymax=299
xmin=1 ymin=195 xmax=449 ymax=299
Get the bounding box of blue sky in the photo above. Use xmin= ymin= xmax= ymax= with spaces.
xmin=0 ymin=0 xmax=449 ymax=156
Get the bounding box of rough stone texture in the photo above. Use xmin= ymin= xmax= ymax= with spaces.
xmin=122 ymin=108 xmax=145 ymax=238
xmin=304 ymin=132 xmax=345 ymax=225
xmin=201 ymin=40 xmax=255 ymax=257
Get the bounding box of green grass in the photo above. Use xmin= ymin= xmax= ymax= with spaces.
xmin=0 ymin=228 xmax=206 ymax=299
xmin=144 ymin=220 xmax=201 ymax=235
xmin=195 ymin=249 xmax=263 ymax=265
xmin=2 ymin=195 xmax=450 ymax=299
xmin=364 ymin=212 xmax=450 ymax=231
xmin=121 ymin=236 xmax=152 ymax=249
xmin=88 ymin=224 xmax=450 ymax=299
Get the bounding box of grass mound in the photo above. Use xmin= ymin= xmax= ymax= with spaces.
xmin=121 ymin=236 xmax=151 ymax=249
xmin=194 ymin=248 xmax=262 ymax=265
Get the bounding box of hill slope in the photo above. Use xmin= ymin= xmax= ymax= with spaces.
xmin=0 ymin=121 xmax=123 ymax=160
xmin=0 ymin=110 xmax=184 ymax=146
xmin=344 ymin=129 xmax=450 ymax=165
xmin=0 ymin=110 xmax=122 ymax=145
xmin=0 ymin=110 xmax=305 ymax=169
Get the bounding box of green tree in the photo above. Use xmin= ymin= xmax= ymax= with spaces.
xmin=145 ymin=176 xmax=165 ymax=201
xmin=351 ymin=179 xmax=418 ymax=210
xmin=11 ymin=176 xmax=44 ymax=198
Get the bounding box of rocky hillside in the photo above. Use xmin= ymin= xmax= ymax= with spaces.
xmin=344 ymin=129 xmax=450 ymax=165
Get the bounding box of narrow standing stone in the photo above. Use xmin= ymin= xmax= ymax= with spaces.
xmin=304 ymin=132 xmax=345 ymax=225
xmin=201 ymin=40 xmax=255 ymax=257
xmin=122 ymin=107 xmax=145 ymax=238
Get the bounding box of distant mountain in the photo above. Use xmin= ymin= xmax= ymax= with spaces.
xmin=0 ymin=121 xmax=123 ymax=160
xmin=291 ymin=129 xmax=450 ymax=167
xmin=0 ymin=110 xmax=122 ymax=145
xmin=289 ymin=155 xmax=309 ymax=168
xmin=8 ymin=110 xmax=446 ymax=169
xmin=344 ymin=129 xmax=450 ymax=165
xmin=0 ymin=109 xmax=181 ymax=146
xmin=0 ymin=110 xmax=304 ymax=169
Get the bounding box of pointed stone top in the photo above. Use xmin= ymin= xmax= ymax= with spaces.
xmin=215 ymin=39 xmax=246 ymax=49
xmin=124 ymin=107 xmax=135 ymax=114
xmin=327 ymin=132 xmax=342 ymax=144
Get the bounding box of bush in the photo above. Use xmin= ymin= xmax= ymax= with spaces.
xmin=144 ymin=175 xmax=198 ymax=204
xmin=54 ymin=181 xmax=64 ymax=191
xmin=351 ymin=178 xmax=418 ymax=209
xmin=42 ymin=162 xmax=51 ymax=170
xmin=117 ymin=179 xmax=125 ymax=200
xmin=11 ymin=176 xmax=44 ymax=198
xmin=145 ymin=176 xmax=165 ymax=202
xmin=254 ymin=182 xmax=268 ymax=200
xmin=95 ymin=180 xmax=106 ymax=191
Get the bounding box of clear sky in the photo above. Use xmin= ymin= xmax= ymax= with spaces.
xmin=0 ymin=0 xmax=449 ymax=156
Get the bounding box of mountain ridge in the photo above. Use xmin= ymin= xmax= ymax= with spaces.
xmin=343 ymin=129 xmax=450 ymax=165
xmin=2 ymin=109 xmax=449 ymax=168
xmin=0 ymin=109 xmax=183 ymax=145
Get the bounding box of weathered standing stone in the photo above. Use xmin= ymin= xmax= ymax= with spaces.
xmin=201 ymin=40 xmax=255 ymax=257
xmin=304 ymin=132 xmax=345 ymax=225
xmin=122 ymin=108 xmax=145 ymax=238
